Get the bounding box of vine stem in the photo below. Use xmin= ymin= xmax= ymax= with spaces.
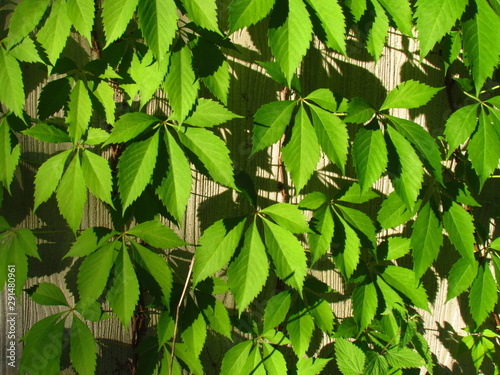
xmin=169 ymin=256 xmax=195 ymax=375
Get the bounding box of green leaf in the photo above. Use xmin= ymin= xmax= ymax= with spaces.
xmin=282 ymin=104 xmax=320 ymax=192
xmin=309 ymin=104 xmax=348 ymax=173
xmin=177 ymin=126 xmax=236 ymax=189
xmin=102 ymin=0 xmax=139 ymax=45
xmin=103 ymin=112 xmax=159 ymax=146
xmin=251 ymin=100 xmax=296 ymax=155
xmin=268 ymin=0 xmax=313 ymax=84
xmin=262 ymin=342 xmax=287 ymax=375
xmin=182 ymin=0 xmax=220 ymax=33
xmin=138 ymin=0 xmax=177 ymax=60
xmin=462 ymin=0 xmax=500 ymax=93
xmin=263 ymin=218 xmax=307 ymax=294
xmin=192 ymin=217 xmax=246 ymax=285
xmin=36 ymin=0 xmax=72 ymax=64
xmin=127 ymin=220 xmax=185 ymax=249
xmin=6 ymin=0 xmax=49 ymax=47
xmin=199 ymin=296 xmax=232 ymax=339
xmin=376 ymin=277 xmax=406 ymax=314
xmin=64 ymin=227 xmax=116 ymax=258
xmin=28 ymin=283 xmax=69 ymax=306
xmin=263 ymin=290 xmax=292 ymax=333
xmin=34 ymin=149 xmax=72 ymax=210
xmin=468 ymin=108 xmax=500 ymax=188
xmin=387 ymin=115 xmax=444 ymax=184
xmin=297 ymin=357 xmax=332 ymax=375
xmin=220 ymin=340 xmax=254 ymax=375
xmin=381 ymin=265 xmax=430 ymax=311
xmin=93 ymin=81 xmax=116 ymax=125
xmin=23 ymin=123 xmax=70 ymax=143
xmin=447 ymin=258 xmax=478 ymax=301
xmin=377 ymin=0 xmax=413 ymax=35
xmin=305 ymin=0 xmax=347 ymax=54
xmin=304 ymin=282 xmax=334 ymax=334
xmin=332 ymin=214 xmax=361 ymax=279
xmin=304 ymin=88 xmax=339 ymax=112
xmin=85 ymin=128 xmax=109 ymax=145
xmin=366 ymin=0 xmax=389 ymax=61
xmin=227 ymin=220 xmax=269 ymax=314
xmin=117 ymin=131 xmax=159 ymax=212
xmin=261 ymin=203 xmax=309 ymax=234
xmin=184 ymin=98 xmax=243 ymax=127
xmin=444 ymin=104 xmax=479 ymax=157
xmin=299 ymin=191 xmax=328 ymax=210
xmin=10 ymin=37 xmax=43 ymax=63
xmin=171 ymin=342 xmax=204 ymax=375
xmin=335 ymin=338 xmax=366 ymax=375
xmin=336 ymin=205 xmax=377 ymax=247
xmin=164 ymin=44 xmax=199 ymax=122
xmin=201 ymin=60 xmax=231 ymax=105
xmin=411 ymin=201 xmax=443 ymax=280
xmin=20 ymin=313 xmax=64 ymax=375
xmin=67 ymin=0 xmax=95 ymax=43
xmin=387 ymin=126 xmax=424 ymax=211
xmin=308 ymin=205 xmax=335 ymax=264
xmin=353 ymin=281 xmax=378 ymax=331
xmin=0 ymin=48 xmax=25 ymax=118
xmin=415 ymin=0 xmax=467 ymax=58
xmin=14 ymin=228 xmax=41 ymax=260
xmin=385 ymin=347 xmax=425 ymax=369
xmin=442 ymin=201 xmax=476 ymax=263
xmin=56 ymin=153 xmax=87 ymax=232
xmin=77 ymin=241 xmax=116 ymax=306
xmin=287 ymin=303 xmax=315 ymax=356
xmin=0 ymin=119 xmax=21 ymax=192
xmin=352 ymin=125 xmax=387 ymax=193
xmin=107 ymin=246 xmax=140 ymax=327
xmin=67 ymin=80 xmax=92 ymax=144
xmin=380 ymin=80 xmax=442 ymax=110
xmin=70 ymin=315 xmax=97 ymax=375
xmin=469 ymin=263 xmax=497 ymax=326
xmin=132 ymin=241 xmax=173 ymax=304
xmin=338 ymin=183 xmax=379 ymax=204
xmin=347 ymin=0 xmax=368 ymax=22
xmin=2 ymin=234 xmax=29 ymax=296
xmin=229 ymin=0 xmax=275 ymax=33
xmin=156 ymin=130 xmax=192 ymax=223
xmin=82 ymin=150 xmax=113 ymax=206
xmin=383 ymin=237 xmax=414 ymax=263
xmin=345 ymin=97 xmax=376 ymax=124
xmin=37 ymin=78 xmax=71 ymax=120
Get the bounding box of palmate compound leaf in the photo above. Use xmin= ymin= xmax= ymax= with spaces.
xmin=34 ymin=149 xmax=72 ymax=210
xmin=117 ymin=130 xmax=159 ymax=213
xmin=352 ymin=281 xmax=378 ymax=332
xmin=0 ymin=48 xmax=25 ymax=118
xmin=67 ymin=0 xmax=95 ymax=44
xmin=177 ymin=126 xmax=237 ymax=190
xmin=67 ymin=80 xmax=92 ymax=144
xmin=380 ymin=80 xmax=443 ymax=111
xmin=251 ymin=100 xmax=296 ymax=155
xmin=70 ymin=315 xmax=97 ymax=375
xmin=444 ymin=103 xmax=479 ymax=157
xmin=229 ymin=0 xmax=276 ymax=33
xmin=138 ymin=0 xmax=177 ymax=61
xmin=262 ymin=218 xmax=308 ymax=294
xmin=184 ymin=98 xmax=243 ymax=127
xmin=263 ymin=290 xmax=292 ymax=333
xmin=415 ymin=0 xmax=468 ymax=58
xmin=411 ymin=201 xmax=443 ymax=280
xmin=127 ymin=220 xmax=185 ymax=249
xmin=81 ymin=150 xmax=113 ymax=207
xmin=442 ymin=201 xmax=476 ymax=263
xmin=386 ymin=126 xmax=424 ymax=212
xmin=462 ymin=0 xmax=500 ymax=93
xmin=282 ymin=104 xmax=321 ymax=192
xmin=469 ymin=262 xmax=497 ymax=327
xmin=268 ymin=0 xmax=313 ymax=85
xmin=192 ymin=217 xmax=246 ymax=285
xmin=305 ymin=0 xmax=347 ymax=54
xmin=102 ymin=0 xmax=138 ymax=46
xmin=447 ymin=257 xmax=478 ymax=301
xmin=156 ymin=130 xmax=192 ymax=224
xmin=287 ymin=301 xmax=315 ymax=357
xmin=227 ymin=219 xmax=269 ymax=314
xmin=468 ymin=108 xmax=500 ymax=188
xmin=352 ymin=124 xmax=388 ymax=194
xmin=6 ymin=0 xmax=51 ymax=48
xmin=335 ymin=338 xmax=366 ymax=375
xmin=56 ymin=153 xmax=87 ymax=232
xmin=103 ymin=112 xmax=160 ymax=146
xmin=36 ymin=0 xmax=72 ymax=65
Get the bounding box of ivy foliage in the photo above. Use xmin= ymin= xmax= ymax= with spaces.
xmin=0 ymin=0 xmax=499 ymax=374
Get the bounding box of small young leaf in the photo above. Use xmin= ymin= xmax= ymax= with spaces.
xmin=127 ymin=220 xmax=186 ymax=249
xmin=287 ymin=302 xmax=315 ymax=356
xmin=67 ymin=80 xmax=92 ymax=144
xmin=380 ymin=80 xmax=442 ymax=110
xmin=28 ymin=283 xmax=69 ymax=306
xmin=469 ymin=263 xmax=497 ymax=327
xmin=56 ymin=153 xmax=87 ymax=232
xmin=227 ymin=220 xmax=269 ymax=314
xmin=447 ymin=258 xmax=478 ymax=301
xmin=70 ymin=315 xmax=97 ymax=375
xmin=335 ymin=338 xmax=366 ymax=375
xmin=262 ymin=218 xmax=307 ymax=294
xmin=261 ymin=203 xmax=309 ymax=234
xmin=106 ymin=246 xmax=140 ymax=327
xmin=23 ymin=123 xmax=70 ymax=143
xmin=263 ymin=290 xmax=292 ymax=333
xmin=82 ymin=150 xmax=114 ymax=206
xmin=103 ymin=112 xmax=159 ymax=146
xmin=192 ymin=217 xmax=246 ymax=285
